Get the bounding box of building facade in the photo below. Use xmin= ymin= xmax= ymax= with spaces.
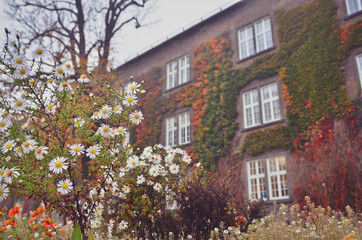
xmin=116 ymin=0 xmax=361 ymax=205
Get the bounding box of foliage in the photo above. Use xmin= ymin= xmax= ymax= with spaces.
xmin=239 ymin=197 xmax=362 ymax=240
xmin=242 ymin=125 xmax=292 ymax=156
xmin=0 ymin=205 xmax=68 ymax=239
xmin=293 ymin=115 xmax=361 ymax=212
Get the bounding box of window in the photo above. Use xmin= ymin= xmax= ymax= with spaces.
xmin=247 ymin=155 xmax=289 ymax=201
xmin=166 ymin=111 xmax=191 ymax=147
xmin=167 ymin=55 xmax=190 ymax=90
xmin=356 ymin=54 xmax=362 ymax=87
xmin=238 ymin=17 xmax=273 ymax=60
xmin=346 ymin=0 xmax=362 ymax=15
xmin=242 ymin=82 xmax=281 ymax=129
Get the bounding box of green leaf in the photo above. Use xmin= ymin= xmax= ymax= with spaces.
xmin=71 ymin=223 xmax=82 ymax=240
xmin=88 ymin=229 xmax=95 ymax=240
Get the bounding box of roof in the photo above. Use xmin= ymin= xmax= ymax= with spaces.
xmin=117 ymin=0 xmax=244 ymax=68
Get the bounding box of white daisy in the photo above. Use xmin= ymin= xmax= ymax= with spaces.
xmin=77 ymin=74 xmax=90 ymax=83
xmin=118 ymin=220 xmax=128 ymax=231
xmin=15 ymin=146 xmax=24 ymax=157
xmin=63 ymin=62 xmax=74 ymax=74
xmin=0 ymin=117 xmax=12 ymax=133
xmin=115 ymin=126 xmax=127 ymax=136
xmin=126 ymin=155 xmax=139 ymax=169
xmin=86 ymin=145 xmax=101 ymax=159
xmin=69 ymin=143 xmax=85 ymax=156
xmin=13 ymin=66 xmax=30 ymax=79
xmin=149 ymin=165 xmax=159 ymax=177
xmin=21 ymin=138 xmax=37 ymax=154
xmin=169 ymin=164 xmax=179 ymax=174
xmin=2 ymin=140 xmax=16 ymax=153
xmin=12 ymin=97 xmax=28 ymax=112
xmin=113 ymin=105 xmax=123 ymax=114
xmin=98 ymin=124 xmax=112 ymax=138
xmin=119 ymin=167 xmax=128 ymax=178
xmin=54 ymin=65 xmax=66 ymax=79
xmin=32 ymin=48 xmax=47 ymax=59
xmin=153 ymin=183 xmax=162 ymax=192
xmin=34 ymin=146 xmax=48 ymax=160
xmin=122 ymin=185 xmax=130 ymax=194
xmin=129 ymin=110 xmax=143 ymax=125
xmin=0 ymin=184 xmax=10 ymax=202
xmin=151 ymin=154 xmax=162 ymax=165
xmin=136 ymin=175 xmax=145 ymax=185
xmin=125 ymin=82 xmax=141 ymax=94
xmin=49 ymin=157 xmax=68 ymax=174
xmin=57 ymin=179 xmax=73 ymax=195
xmin=90 ymin=111 xmax=99 ymax=121
xmin=58 ymin=80 xmax=73 ymax=92
xmin=98 ymin=105 xmax=112 ymax=119
xmin=74 ymin=118 xmax=85 ymax=128
xmin=12 ymin=55 xmax=26 ymax=68
xmin=0 ymin=67 xmax=10 ymax=83
xmin=182 ymin=155 xmax=192 ymax=164
xmin=45 ymin=103 xmax=57 ymax=114
xmin=3 ymin=167 xmax=20 ymax=184
xmin=122 ymin=93 xmax=137 ymax=107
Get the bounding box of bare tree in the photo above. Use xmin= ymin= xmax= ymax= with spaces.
xmin=6 ymin=0 xmax=152 ymax=73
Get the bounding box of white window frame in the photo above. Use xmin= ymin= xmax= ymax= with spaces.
xmin=166 ymin=111 xmax=191 ymax=147
xmin=356 ymin=54 xmax=362 ymax=88
xmin=266 ymin=155 xmax=289 ymax=200
xmin=255 ymin=18 xmax=273 ymax=53
xmin=246 ymin=155 xmax=289 ymax=201
xmin=167 ymin=60 xmax=178 ymax=90
xmin=238 ymin=26 xmax=255 ymax=60
xmin=179 ymin=112 xmax=191 ymax=145
xmin=346 ymin=0 xmax=362 ymax=15
xmin=242 ymin=82 xmax=281 ymax=129
xmin=166 ymin=116 xmax=178 ymax=147
xmin=179 ymin=55 xmax=190 ymax=85
xmin=247 ymin=159 xmax=267 ymax=201
xmin=237 ymin=17 xmax=273 ymax=60
xmin=261 ymin=83 xmax=281 ymax=124
xmin=167 ymin=55 xmax=190 ymax=90
xmin=242 ymin=89 xmax=261 ymax=128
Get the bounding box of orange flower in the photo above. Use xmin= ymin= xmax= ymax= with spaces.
xmin=8 ymin=206 xmax=20 ymax=218
xmin=343 ymin=233 xmax=356 ymax=240
xmin=42 ymin=231 xmax=54 ymax=238
xmin=30 ymin=211 xmax=41 ymax=217
xmin=4 ymin=219 xmax=17 ymax=227
xmin=33 ymin=224 xmax=38 ymax=230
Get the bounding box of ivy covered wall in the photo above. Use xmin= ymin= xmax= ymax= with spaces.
xmin=135 ymin=0 xmax=361 ymax=173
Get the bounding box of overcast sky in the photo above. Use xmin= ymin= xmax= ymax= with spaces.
xmin=0 ymin=0 xmax=238 ymax=67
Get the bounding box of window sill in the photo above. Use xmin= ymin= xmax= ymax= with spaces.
xmin=241 ymin=119 xmax=285 ymax=133
xmin=237 ymin=46 xmax=276 ymax=64
xmin=164 ymin=81 xmax=192 ymax=93
xmin=344 ymin=10 xmax=362 ymax=20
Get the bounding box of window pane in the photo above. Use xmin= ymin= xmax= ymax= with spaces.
xmin=239 ymin=26 xmax=255 ymax=59
xmin=357 ymin=54 xmax=362 ymax=88
xmin=347 ymin=0 xmax=362 ymax=14
xmin=179 ymin=112 xmax=191 ymax=144
xmin=271 ymin=175 xmax=279 ymax=198
xmin=261 ymin=83 xmax=280 ymax=123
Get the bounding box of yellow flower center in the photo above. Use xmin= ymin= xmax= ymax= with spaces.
xmin=0 ymin=122 xmax=5 ymax=127
xmin=57 ymin=68 xmax=64 ymax=74
xmin=17 ymin=147 xmax=22 ymax=152
xmin=130 ymin=85 xmax=136 ymax=91
xmin=101 ymin=108 xmax=108 ymax=114
xmin=35 ymin=147 xmax=42 ymax=154
xmin=0 ymin=70 xmax=4 ymax=74
xmin=6 ymin=143 xmax=12 ymax=149
xmin=0 ymin=170 xmax=4 ymax=175
xmin=23 ymin=142 xmax=30 ymax=147
xmin=80 ymin=74 xmax=87 ymax=79
xmin=93 ymin=112 xmax=98 ymax=116
xmin=74 ymin=146 xmax=80 ymax=152
xmin=117 ymin=129 xmax=123 ymax=133
xmin=0 ymin=189 xmax=3 ymax=195
xmin=77 ymin=121 xmax=82 ymax=126
xmin=15 ymin=58 xmax=22 ymax=64
xmin=36 ymin=49 xmax=43 ymax=55
xmin=47 ymin=105 xmax=53 ymax=110
xmin=115 ymin=107 xmax=119 ymax=111
xmin=29 ymin=79 xmax=35 ymax=84
xmin=16 ymin=101 xmax=23 ymax=107
xmin=65 ymin=63 xmax=71 ymax=68
xmin=134 ymin=113 xmax=140 ymax=119
xmin=62 ymin=183 xmax=68 ymax=189
xmin=48 ymin=78 xmax=54 ymax=83
xmin=2 ymin=112 xmax=8 ymax=117
xmin=55 ymin=161 xmax=62 ymax=168
xmin=21 ymin=93 xmax=26 ymax=98
xmin=90 ymin=148 xmax=96 ymax=154
xmin=5 ymin=170 xmax=12 ymax=177
xmin=127 ymin=97 xmax=133 ymax=103
xmin=103 ymin=126 xmax=109 ymax=132
xmin=19 ymin=68 xmax=26 ymax=75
